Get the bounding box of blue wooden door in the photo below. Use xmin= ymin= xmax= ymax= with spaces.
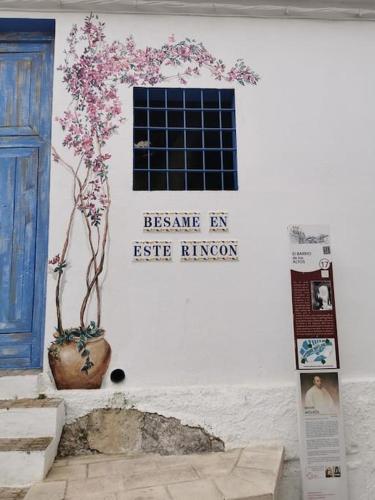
xmin=0 ymin=26 xmax=54 ymax=369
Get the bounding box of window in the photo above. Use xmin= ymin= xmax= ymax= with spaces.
xmin=133 ymin=88 xmax=238 ymax=191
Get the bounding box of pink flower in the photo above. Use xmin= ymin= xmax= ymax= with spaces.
xmin=49 ymin=254 xmax=61 ymax=265
xmin=56 ymin=14 xmax=259 ymax=227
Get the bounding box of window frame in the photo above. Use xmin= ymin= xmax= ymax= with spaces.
xmin=133 ymin=87 xmax=238 ymax=191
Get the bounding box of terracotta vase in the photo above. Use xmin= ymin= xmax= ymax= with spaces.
xmin=49 ymin=335 xmax=111 ymax=390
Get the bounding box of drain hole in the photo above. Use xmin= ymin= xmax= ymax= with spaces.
xmin=110 ymin=369 xmax=126 ymax=383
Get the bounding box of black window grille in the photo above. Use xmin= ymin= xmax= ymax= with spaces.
xmin=133 ymin=87 xmax=238 ymax=191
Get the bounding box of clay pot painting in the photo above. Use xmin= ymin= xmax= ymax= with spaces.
xmin=48 ymin=324 xmax=111 ymax=390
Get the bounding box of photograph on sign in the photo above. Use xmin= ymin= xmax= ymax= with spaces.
xmin=297 ymin=338 xmax=337 ymax=369
xmin=289 ymin=225 xmax=330 ymax=245
xmin=301 ymin=371 xmax=339 ymax=415
xmin=311 ymin=281 xmax=334 ymax=311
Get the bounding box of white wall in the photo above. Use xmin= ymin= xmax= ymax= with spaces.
xmin=3 ymin=9 xmax=375 ymax=498
xmin=44 ymin=13 xmax=375 ymax=387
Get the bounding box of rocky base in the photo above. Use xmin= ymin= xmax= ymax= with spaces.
xmin=58 ymin=408 xmax=225 ymax=457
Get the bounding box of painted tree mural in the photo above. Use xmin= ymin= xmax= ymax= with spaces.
xmin=49 ymin=14 xmax=259 ymax=388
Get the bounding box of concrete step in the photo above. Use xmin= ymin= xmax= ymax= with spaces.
xmin=24 ymin=444 xmax=284 ymax=499
xmin=0 ymin=438 xmax=55 ymax=487
xmin=0 ymin=399 xmax=64 ymax=438
xmin=0 ymin=399 xmax=65 ymax=487
xmin=0 ymin=371 xmax=41 ymax=400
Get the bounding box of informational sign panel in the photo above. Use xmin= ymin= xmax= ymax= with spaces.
xmin=288 ymin=225 xmax=348 ymax=500
xmin=297 ymin=371 xmax=348 ymax=500
xmin=288 ymin=225 xmax=339 ymax=370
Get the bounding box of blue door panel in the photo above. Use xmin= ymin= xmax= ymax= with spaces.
xmin=0 ymin=344 xmax=31 ymax=358
xmin=0 ymin=27 xmax=53 ymax=370
xmin=0 ymin=148 xmax=38 ymax=333
xmin=0 ymin=356 xmax=32 ymax=369
xmin=0 ymin=332 xmax=31 ymax=345
xmin=0 ymin=52 xmax=43 ymax=136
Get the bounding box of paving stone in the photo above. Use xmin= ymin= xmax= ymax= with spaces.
xmin=66 ymin=452 xmax=157 ymax=465
xmin=190 ymin=452 xmax=239 ymax=478
xmin=241 ymin=443 xmax=281 ymax=452
xmin=157 ymin=449 xmax=240 ymax=475
xmin=121 ymin=454 xmax=160 ymax=464
xmin=117 ymin=486 xmax=170 ymax=500
xmin=66 ymin=475 xmax=124 ymax=498
xmin=24 ymin=446 xmax=283 ymax=500
xmin=45 ymin=464 xmax=87 ymax=481
xmin=53 ymin=458 xmax=70 ymax=467
xmin=67 ymin=453 xmax=131 ymax=464
xmin=237 ymin=447 xmax=283 ymax=474
xmin=24 ymin=481 xmax=66 ymax=500
xmin=167 ymin=479 xmax=224 ymax=500
xmin=232 ymin=467 xmax=275 ymax=494
xmin=123 ymin=465 xmax=198 ymax=490
xmin=88 ymin=457 xmax=158 ymax=478
xmin=215 ymin=448 xmax=243 ymax=465
xmin=0 ymin=488 xmax=28 ymax=500
xmin=67 ymin=493 xmax=116 ymax=500
xmin=154 ymin=455 xmax=192 ymax=467
xmin=214 ymin=474 xmax=273 ymax=500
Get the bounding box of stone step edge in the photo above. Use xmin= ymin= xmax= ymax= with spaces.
xmin=0 ymin=437 xmax=53 ymax=452
xmin=0 ymin=398 xmax=63 ymax=410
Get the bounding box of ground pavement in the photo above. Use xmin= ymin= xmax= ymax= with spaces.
xmin=1 ymin=444 xmax=284 ymax=500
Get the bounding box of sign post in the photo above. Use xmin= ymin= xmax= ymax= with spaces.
xmin=288 ymin=225 xmax=348 ymax=500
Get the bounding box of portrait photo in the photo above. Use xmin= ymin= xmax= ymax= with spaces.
xmin=300 ymin=372 xmax=339 ymax=415
xmin=311 ymin=281 xmax=333 ymax=311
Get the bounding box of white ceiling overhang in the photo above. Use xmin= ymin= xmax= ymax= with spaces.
xmin=1 ymin=0 xmax=375 ymax=20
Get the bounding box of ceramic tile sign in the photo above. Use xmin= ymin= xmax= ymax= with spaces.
xmin=209 ymin=212 xmax=229 ymax=232
xmin=297 ymin=371 xmax=348 ymax=500
xmin=180 ymin=240 xmax=238 ymax=261
xmin=288 ymin=225 xmax=339 ymax=370
xmin=133 ymin=241 xmax=172 ymax=261
xmin=143 ymin=212 xmax=200 ymax=232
